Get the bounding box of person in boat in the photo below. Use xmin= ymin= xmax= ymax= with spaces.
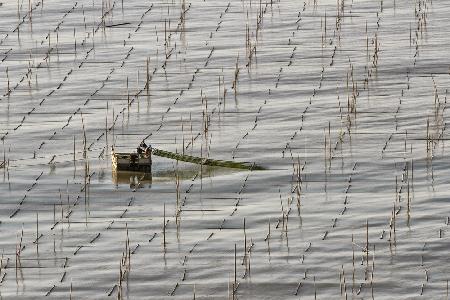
xmin=144 ymin=143 xmax=152 ymax=158
xmin=137 ymin=141 xmax=147 ymax=154
xmin=137 ymin=141 xmax=152 ymax=157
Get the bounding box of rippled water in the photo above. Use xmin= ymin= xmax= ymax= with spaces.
xmin=0 ymin=0 xmax=449 ymax=298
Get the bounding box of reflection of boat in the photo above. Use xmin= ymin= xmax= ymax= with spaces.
xmin=111 ymin=148 xmax=152 ymax=188
xmin=111 ymin=148 xmax=152 ymax=172
xmin=0 ymin=161 xmax=4 ymax=169
xmin=112 ymin=169 xmax=152 ymax=186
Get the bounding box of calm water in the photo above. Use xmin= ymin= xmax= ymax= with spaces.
xmin=0 ymin=0 xmax=449 ymax=298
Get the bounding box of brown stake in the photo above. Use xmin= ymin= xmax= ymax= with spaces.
xmin=163 ymin=203 xmax=166 ymax=248
xmin=234 ymin=243 xmax=237 ymax=297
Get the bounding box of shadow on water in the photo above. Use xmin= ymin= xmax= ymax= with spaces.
xmin=112 ymin=163 xmax=237 ymax=189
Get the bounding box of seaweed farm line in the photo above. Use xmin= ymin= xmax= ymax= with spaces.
xmin=1 ymin=0 xmax=450 ymax=298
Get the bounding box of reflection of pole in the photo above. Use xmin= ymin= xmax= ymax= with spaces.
xmin=163 ymin=203 xmax=166 ymax=248
xmin=234 ymin=243 xmax=237 ymax=299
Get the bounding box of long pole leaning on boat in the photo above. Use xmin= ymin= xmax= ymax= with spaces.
xmin=136 ymin=141 xmax=265 ymax=171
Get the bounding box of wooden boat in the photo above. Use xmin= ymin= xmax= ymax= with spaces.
xmin=111 ymin=145 xmax=265 ymax=172
xmin=111 ymin=148 xmax=152 ymax=173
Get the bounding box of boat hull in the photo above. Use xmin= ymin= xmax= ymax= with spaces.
xmin=111 ymin=151 xmax=152 ymax=172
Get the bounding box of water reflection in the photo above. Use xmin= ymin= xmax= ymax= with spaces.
xmin=112 ymin=170 xmax=152 ymax=189
xmin=112 ymin=164 xmax=233 ymax=189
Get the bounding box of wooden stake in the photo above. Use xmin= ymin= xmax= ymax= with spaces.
xmin=163 ymin=203 xmax=166 ymax=248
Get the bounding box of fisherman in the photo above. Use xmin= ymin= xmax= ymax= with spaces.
xmin=137 ymin=141 xmax=147 ymax=154
xmin=144 ymin=143 xmax=152 ymax=158
xmin=137 ymin=140 xmax=152 ymax=157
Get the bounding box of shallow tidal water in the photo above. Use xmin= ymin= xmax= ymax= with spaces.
xmin=1 ymin=0 xmax=450 ymax=299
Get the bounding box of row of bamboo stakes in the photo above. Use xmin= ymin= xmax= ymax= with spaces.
xmin=0 ymin=0 xmax=447 ymax=298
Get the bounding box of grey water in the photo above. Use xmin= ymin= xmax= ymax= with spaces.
xmin=0 ymin=0 xmax=449 ymax=298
